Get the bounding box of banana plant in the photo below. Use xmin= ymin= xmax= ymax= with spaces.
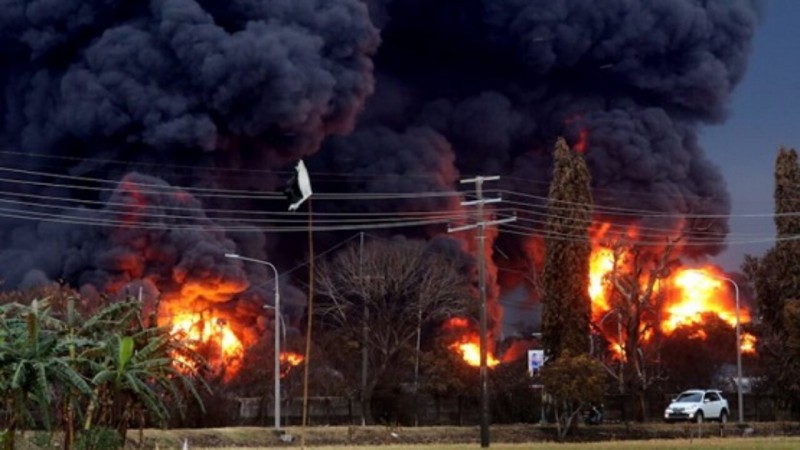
xmin=84 ymin=309 xmax=208 ymax=442
xmin=0 ymin=300 xmax=92 ymax=450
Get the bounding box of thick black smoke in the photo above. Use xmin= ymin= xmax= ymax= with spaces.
xmin=309 ymin=0 xmax=761 ymax=336
xmin=0 ymin=1 xmax=761 ymax=339
xmin=0 ymin=0 xmax=378 ymax=300
xmin=329 ymin=0 xmax=761 ymax=257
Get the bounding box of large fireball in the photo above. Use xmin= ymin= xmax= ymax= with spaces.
xmin=588 ymin=223 xmax=755 ymax=355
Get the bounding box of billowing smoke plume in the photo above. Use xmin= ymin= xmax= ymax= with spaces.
xmin=311 ymin=0 xmax=761 ymax=335
xmin=0 ymin=1 xmax=760 ymax=344
xmin=340 ymin=0 xmax=760 ymax=252
xmin=0 ymin=0 xmax=378 ymax=331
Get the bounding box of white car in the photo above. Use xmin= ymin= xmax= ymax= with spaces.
xmin=664 ymin=389 xmax=729 ymax=423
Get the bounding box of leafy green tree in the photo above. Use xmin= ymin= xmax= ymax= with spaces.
xmin=541 ymin=352 xmax=606 ymax=440
xmin=542 ymin=137 xmax=593 ymax=359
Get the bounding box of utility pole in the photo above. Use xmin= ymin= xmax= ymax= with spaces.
xmin=449 ymin=175 xmax=515 ymax=448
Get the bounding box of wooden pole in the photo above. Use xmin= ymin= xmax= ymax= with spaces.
xmin=301 ymin=200 xmax=314 ymax=449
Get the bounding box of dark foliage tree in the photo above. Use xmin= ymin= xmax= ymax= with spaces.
xmin=541 ymin=352 xmax=606 ymax=440
xmin=659 ymin=316 xmax=737 ymax=393
xmin=745 ymin=148 xmax=800 ymax=332
xmin=416 ymin=328 xmax=481 ymax=425
xmin=743 ymin=147 xmax=800 ymax=408
xmin=489 ymin=357 xmax=540 ymax=424
xmin=542 ymin=137 xmax=593 ymax=360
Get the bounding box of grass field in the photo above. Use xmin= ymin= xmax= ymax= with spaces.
xmin=13 ymin=424 xmax=800 ymax=449
xmin=120 ymin=423 xmax=800 ymax=449
xmin=184 ymin=438 xmax=800 ymax=450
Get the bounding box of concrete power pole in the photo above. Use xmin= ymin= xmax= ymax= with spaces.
xmin=448 ymin=176 xmax=515 ymax=448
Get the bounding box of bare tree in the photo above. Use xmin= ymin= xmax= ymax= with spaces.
xmin=598 ymin=234 xmax=683 ymax=420
xmin=314 ymin=237 xmax=472 ymax=424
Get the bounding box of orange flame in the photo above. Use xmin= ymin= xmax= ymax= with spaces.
xmin=170 ymin=312 xmax=244 ymax=379
xmin=450 ymin=339 xmax=500 ymax=368
xmin=741 ymin=332 xmax=757 ymax=355
xmin=665 ymin=268 xmax=750 ymax=333
xmin=444 ymin=317 xmax=500 ymax=367
xmin=588 ymin=222 xmax=756 ymax=356
xmin=610 ymin=342 xmax=626 ymax=361
xmin=589 ymin=246 xmax=614 ymax=315
xmin=279 ymin=351 xmax=305 ymax=377
xmin=280 ymin=352 xmax=305 ymax=366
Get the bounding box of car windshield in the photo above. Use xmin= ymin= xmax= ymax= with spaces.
xmin=675 ymin=392 xmax=702 ymax=403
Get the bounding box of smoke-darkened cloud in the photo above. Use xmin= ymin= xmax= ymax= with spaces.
xmin=0 ymin=0 xmax=761 ymax=340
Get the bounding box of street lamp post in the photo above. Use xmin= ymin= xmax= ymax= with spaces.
xmin=225 ymin=253 xmax=282 ymax=430
xmin=715 ymin=275 xmax=743 ymax=424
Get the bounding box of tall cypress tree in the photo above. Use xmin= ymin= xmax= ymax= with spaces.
xmin=743 ymin=147 xmax=800 ymax=404
xmin=746 ymin=147 xmax=800 ymax=333
xmin=775 ymin=148 xmax=800 ymax=236
xmin=542 ymin=137 xmax=593 ymax=360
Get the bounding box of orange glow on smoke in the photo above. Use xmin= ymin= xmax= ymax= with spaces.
xmin=444 ymin=317 xmax=500 ymax=367
xmin=170 ymin=312 xmax=244 ymax=379
xmin=574 ymin=129 xmax=588 ymax=153
xmin=446 ymin=317 xmax=471 ymax=329
xmin=565 ymin=114 xmax=588 ymax=153
xmin=588 ymin=222 xmax=756 ymax=356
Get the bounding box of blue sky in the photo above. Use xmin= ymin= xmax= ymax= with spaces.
xmin=702 ymin=0 xmax=800 ymax=272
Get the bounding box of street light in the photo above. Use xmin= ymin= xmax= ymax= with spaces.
xmin=714 ymin=274 xmax=744 ymax=424
xmin=225 ymin=253 xmax=282 ymax=430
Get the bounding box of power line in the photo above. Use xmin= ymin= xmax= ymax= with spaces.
xmin=0 ymin=162 xmax=788 ymax=218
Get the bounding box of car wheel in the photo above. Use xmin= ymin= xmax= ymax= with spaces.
xmin=719 ymin=410 xmax=728 ymax=424
xmin=694 ymin=411 xmax=704 ymax=424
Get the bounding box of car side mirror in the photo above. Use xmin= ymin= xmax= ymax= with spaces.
xmin=703 ymin=398 xmax=710 ymax=403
